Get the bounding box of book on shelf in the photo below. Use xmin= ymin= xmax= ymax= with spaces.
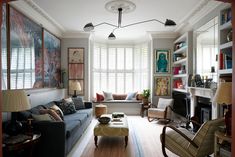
xmin=221 ymin=8 xmax=232 ymax=25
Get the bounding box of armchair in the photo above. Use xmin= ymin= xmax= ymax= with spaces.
xmin=160 ymin=118 xmax=225 ymax=157
xmin=147 ymin=98 xmax=173 ymax=122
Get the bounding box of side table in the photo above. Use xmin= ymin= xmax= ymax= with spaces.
xmin=214 ymin=131 xmax=231 ymax=157
xmin=140 ymin=103 xmax=150 ymax=117
xmin=95 ymin=104 xmax=107 ymax=118
xmin=3 ymin=133 xmax=41 ymax=157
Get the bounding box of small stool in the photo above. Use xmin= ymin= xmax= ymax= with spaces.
xmin=95 ymin=104 xmax=107 ymax=118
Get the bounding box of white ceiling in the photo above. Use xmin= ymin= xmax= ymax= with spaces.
xmin=18 ymin=0 xmax=222 ymax=41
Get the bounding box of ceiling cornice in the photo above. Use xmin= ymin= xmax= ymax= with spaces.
xmin=175 ymin=0 xmax=222 ymax=33
xmin=23 ymin=0 xmax=65 ymax=31
xmin=62 ymin=31 xmax=90 ymax=39
xmin=149 ymin=31 xmax=178 ymax=39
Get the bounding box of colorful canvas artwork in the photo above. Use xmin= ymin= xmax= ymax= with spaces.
xmin=155 ymin=49 xmax=170 ymax=73
xmin=154 ymin=76 xmax=171 ymax=96
xmin=44 ymin=30 xmax=61 ymax=88
xmin=10 ymin=6 xmax=43 ymax=89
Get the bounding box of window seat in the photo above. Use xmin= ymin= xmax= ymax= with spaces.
xmin=92 ymin=100 xmax=142 ymax=115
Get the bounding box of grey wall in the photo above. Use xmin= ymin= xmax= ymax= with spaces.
xmin=152 ymin=38 xmax=175 ymax=105
xmin=61 ymin=38 xmax=89 ymax=100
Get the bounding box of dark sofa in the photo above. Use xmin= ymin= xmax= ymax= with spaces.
xmin=18 ymin=100 xmax=93 ymax=157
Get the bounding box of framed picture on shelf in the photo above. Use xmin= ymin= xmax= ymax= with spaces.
xmin=154 ymin=76 xmax=171 ymax=96
xmin=154 ymin=49 xmax=170 ymax=74
xmin=68 ymin=48 xmax=84 ymax=63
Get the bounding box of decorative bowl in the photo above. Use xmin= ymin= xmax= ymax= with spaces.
xmin=98 ymin=116 xmax=111 ymax=124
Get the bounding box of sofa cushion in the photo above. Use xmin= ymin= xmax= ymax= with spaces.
xmin=76 ymin=108 xmax=93 ymax=118
xmin=64 ymin=113 xmax=88 ymax=138
xmin=72 ymin=97 xmax=85 ymax=110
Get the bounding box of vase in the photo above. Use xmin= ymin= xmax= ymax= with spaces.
xmin=227 ymin=29 xmax=232 ymax=42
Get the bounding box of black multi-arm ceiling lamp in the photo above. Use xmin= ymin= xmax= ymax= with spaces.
xmin=83 ymin=0 xmax=176 ymax=40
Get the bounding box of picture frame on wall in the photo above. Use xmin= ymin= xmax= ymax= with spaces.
xmin=68 ymin=48 xmax=84 ymax=63
xmin=68 ymin=47 xmax=85 ymax=96
xmin=154 ymin=49 xmax=170 ymax=74
xmin=154 ymin=76 xmax=171 ymax=96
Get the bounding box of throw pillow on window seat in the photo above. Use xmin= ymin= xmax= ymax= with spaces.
xmin=103 ymin=91 xmax=113 ymax=101
xmin=96 ymin=93 xmax=104 ymax=102
xmin=112 ymin=94 xmax=127 ymax=100
xmin=125 ymin=92 xmax=137 ymax=100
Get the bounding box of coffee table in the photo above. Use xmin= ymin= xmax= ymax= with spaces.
xmin=94 ymin=114 xmax=129 ymax=147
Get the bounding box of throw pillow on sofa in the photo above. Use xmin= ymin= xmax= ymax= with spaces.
xmin=57 ymin=100 xmax=76 ymax=115
xmin=39 ymin=109 xmax=63 ymax=121
xmin=32 ymin=113 xmax=54 ymax=121
xmin=50 ymin=104 xmax=64 ymax=120
xmin=72 ymin=97 xmax=85 ymax=110
xmin=112 ymin=94 xmax=127 ymax=100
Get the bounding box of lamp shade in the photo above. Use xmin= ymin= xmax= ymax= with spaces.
xmin=69 ymin=80 xmax=81 ymax=91
xmin=108 ymin=32 xmax=116 ymax=40
xmin=83 ymin=23 xmax=94 ymax=32
xmin=3 ymin=90 xmax=30 ymax=112
xmin=214 ymin=82 xmax=232 ymax=105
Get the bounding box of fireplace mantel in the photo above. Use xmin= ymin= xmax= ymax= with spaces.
xmin=188 ymin=87 xmax=218 ymax=119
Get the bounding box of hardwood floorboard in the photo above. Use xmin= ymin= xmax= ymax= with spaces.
xmin=67 ymin=116 xmax=179 ymax=157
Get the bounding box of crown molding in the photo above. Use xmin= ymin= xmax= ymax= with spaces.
xmin=10 ymin=0 xmax=64 ymax=37
xmin=149 ymin=31 xmax=178 ymax=39
xmin=62 ymin=31 xmax=90 ymax=38
xmin=174 ymin=0 xmax=222 ymax=33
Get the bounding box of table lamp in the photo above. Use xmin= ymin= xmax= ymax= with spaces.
xmin=214 ymin=82 xmax=232 ymax=136
xmin=69 ymin=80 xmax=81 ymax=97
xmin=3 ymin=89 xmax=31 ymax=136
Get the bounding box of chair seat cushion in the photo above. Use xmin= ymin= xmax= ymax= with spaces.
xmin=161 ymin=127 xmax=194 ymax=157
xmin=148 ymin=108 xmax=165 ymax=118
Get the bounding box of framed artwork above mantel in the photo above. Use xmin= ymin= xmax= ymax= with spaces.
xmin=68 ymin=48 xmax=84 ymax=96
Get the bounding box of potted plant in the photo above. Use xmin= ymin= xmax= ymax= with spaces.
xmin=142 ymin=89 xmax=150 ymax=105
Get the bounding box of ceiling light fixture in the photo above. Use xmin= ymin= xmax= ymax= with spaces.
xmin=83 ymin=0 xmax=176 ymax=40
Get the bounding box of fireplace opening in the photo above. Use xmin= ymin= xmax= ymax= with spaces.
xmin=172 ymin=91 xmax=190 ymax=119
xmin=194 ymin=96 xmax=212 ymax=124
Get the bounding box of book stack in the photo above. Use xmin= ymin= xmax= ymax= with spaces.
xmin=219 ymin=51 xmax=232 ymax=70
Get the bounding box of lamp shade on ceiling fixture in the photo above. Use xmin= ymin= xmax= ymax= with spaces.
xmin=3 ymin=90 xmax=30 ymax=112
xmin=108 ymin=32 xmax=116 ymax=40
xmin=83 ymin=23 xmax=94 ymax=32
xmin=214 ymin=82 xmax=232 ymax=105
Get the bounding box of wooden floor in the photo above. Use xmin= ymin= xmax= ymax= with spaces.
xmin=67 ymin=116 xmax=179 ymax=157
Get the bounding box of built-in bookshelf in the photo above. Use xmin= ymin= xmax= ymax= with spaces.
xmin=172 ymin=31 xmax=193 ymax=93
xmin=218 ymin=6 xmax=233 ymax=78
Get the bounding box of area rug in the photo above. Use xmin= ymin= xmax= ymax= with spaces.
xmin=80 ymin=116 xmax=178 ymax=157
